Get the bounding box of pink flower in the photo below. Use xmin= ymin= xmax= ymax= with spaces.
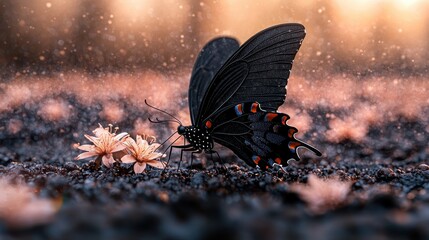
xmin=121 ymin=135 xmax=166 ymax=173
xmin=75 ymin=124 xmax=128 ymax=168
xmin=291 ymin=174 xmax=352 ymax=214
xmin=0 ymin=178 xmax=58 ymax=228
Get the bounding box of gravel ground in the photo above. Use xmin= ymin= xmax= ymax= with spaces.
xmin=0 ymin=74 xmax=428 ymax=239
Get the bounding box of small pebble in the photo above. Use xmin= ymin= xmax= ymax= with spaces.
xmin=64 ymin=161 xmax=78 ymax=171
xmin=376 ymin=168 xmax=396 ymax=180
xmin=418 ymin=164 xmax=429 ymax=171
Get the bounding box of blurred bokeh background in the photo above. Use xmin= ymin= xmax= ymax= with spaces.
xmin=1 ymin=2 xmax=429 ymax=237
xmin=1 ymin=0 xmax=428 ymax=77
xmin=1 ymin=0 xmax=428 ymax=151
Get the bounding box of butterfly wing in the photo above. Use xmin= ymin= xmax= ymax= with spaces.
xmin=194 ymin=24 xmax=320 ymax=167
xmin=195 ymin=23 xmax=306 ymax=125
xmin=188 ymin=37 xmax=240 ymax=125
xmin=210 ymin=102 xmax=321 ymax=169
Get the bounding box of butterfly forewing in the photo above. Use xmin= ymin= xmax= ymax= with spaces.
xmin=195 ymin=23 xmax=306 ymax=124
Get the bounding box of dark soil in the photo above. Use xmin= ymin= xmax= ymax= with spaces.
xmin=0 ymin=88 xmax=428 ymax=240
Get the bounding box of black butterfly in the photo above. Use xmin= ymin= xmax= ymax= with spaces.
xmin=152 ymin=23 xmax=321 ymax=169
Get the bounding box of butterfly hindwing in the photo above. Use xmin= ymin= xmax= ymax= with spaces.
xmin=189 ymin=37 xmax=240 ymax=125
xmin=210 ymin=102 xmax=321 ymax=168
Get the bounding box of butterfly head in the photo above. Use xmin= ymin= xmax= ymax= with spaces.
xmin=177 ymin=125 xmax=186 ymax=135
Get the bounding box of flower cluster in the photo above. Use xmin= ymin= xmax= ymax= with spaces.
xmin=75 ymin=124 xmax=166 ymax=174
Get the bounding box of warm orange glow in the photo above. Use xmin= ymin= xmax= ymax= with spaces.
xmin=110 ymin=0 xmax=152 ymax=23
xmin=1 ymin=0 xmax=427 ymax=73
xmin=395 ymin=0 xmax=421 ymax=7
xmin=109 ymin=0 xmax=190 ymax=32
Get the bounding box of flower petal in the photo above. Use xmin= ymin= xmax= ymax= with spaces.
xmin=125 ymin=136 xmax=136 ymax=145
xmin=77 ymin=144 xmax=95 ymax=152
xmin=93 ymin=124 xmax=109 ymax=137
xmin=121 ymin=154 xmax=137 ymax=163
xmin=130 ymin=137 xmax=141 ymax=152
xmin=112 ymin=142 xmax=127 ymax=152
xmin=146 ymin=160 xmax=166 ymax=169
xmin=134 ymin=162 xmax=146 ymax=174
xmin=136 ymin=136 xmax=148 ymax=153
xmin=84 ymin=134 xmax=100 ymax=145
xmin=75 ymin=151 xmax=98 ymax=160
xmin=146 ymin=152 xmax=164 ymax=160
xmin=114 ymin=132 xmax=129 ymax=140
xmin=135 ymin=135 xmax=143 ymax=144
xmin=102 ymin=154 xmax=114 ymax=168
xmin=145 ymin=143 xmax=161 ymax=154
xmin=140 ymin=143 xmax=156 ymax=157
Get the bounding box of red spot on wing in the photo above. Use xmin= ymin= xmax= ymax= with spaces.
xmin=288 ymin=128 xmax=296 ymax=138
xmin=252 ymin=155 xmax=261 ymax=165
xmin=275 ymin=158 xmax=282 ymax=164
xmin=205 ymin=120 xmax=212 ymax=129
xmin=281 ymin=115 xmax=290 ymax=125
xmin=265 ymin=113 xmax=278 ymax=121
xmin=251 ymin=102 xmax=259 ymax=113
xmin=288 ymin=141 xmax=301 ymax=151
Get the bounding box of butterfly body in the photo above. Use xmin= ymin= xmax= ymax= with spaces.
xmin=173 ymin=23 xmax=321 ymax=169
xmin=177 ymin=125 xmax=213 ymax=151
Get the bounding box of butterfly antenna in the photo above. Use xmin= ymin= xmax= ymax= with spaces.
xmin=145 ymin=99 xmax=182 ymax=125
xmin=148 ymin=117 xmax=181 ymax=125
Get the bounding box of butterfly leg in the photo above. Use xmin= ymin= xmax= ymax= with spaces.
xmin=163 ymin=144 xmax=194 ymax=173
xmin=210 ymin=151 xmax=222 ymax=172
xmin=206 ymin=149 xmax=226 ymax=172
xmin=178 ymin=137 xmax=186 ymax=169
xmin=206 ymin=150 xmax=222 ymax=163
xmin=179 ymin=148 xmax=198 ymax=169
xmin=162 ymin=146 xmax=174 ymax=175
xmin=170 ymin=146 xmax=199 ymax=169
xmin=190 ymin=150 xmax=203 ymax=169
xmin=178 ymin=148 xmax=184 ymax=169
